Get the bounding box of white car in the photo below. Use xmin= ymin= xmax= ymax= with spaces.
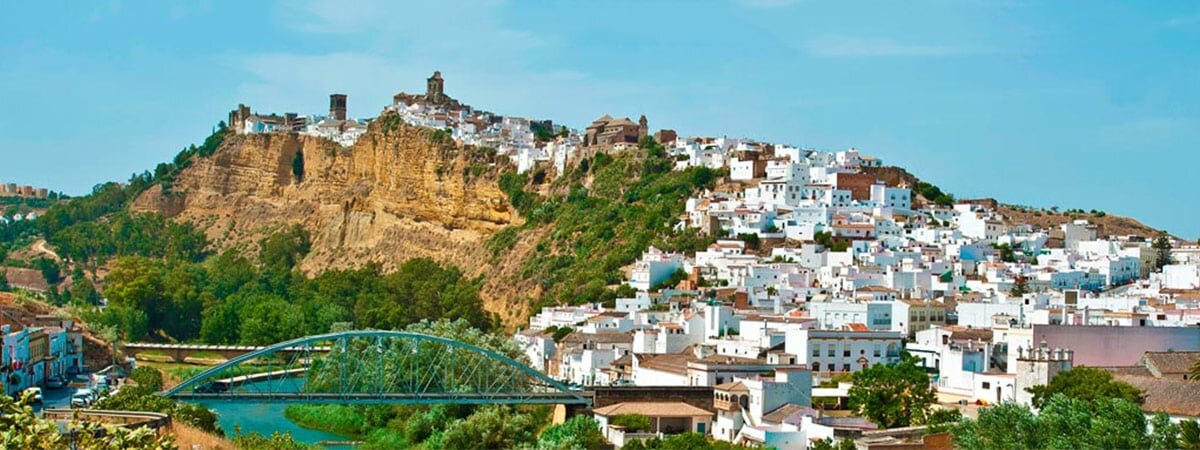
xmin=70 ymin=389 xmax=94 ymax=408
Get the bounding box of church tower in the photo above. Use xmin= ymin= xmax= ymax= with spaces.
xmin=638 ymin=115 xmax=648 ymax=139
xmin=329 ymin=94 xmax=347 ymax=121
xmin=427 ymin=71 xmax=445 ymax=103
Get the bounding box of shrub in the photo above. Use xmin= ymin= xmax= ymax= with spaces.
xmin=611 ymin=414 xmax=652 ymax=432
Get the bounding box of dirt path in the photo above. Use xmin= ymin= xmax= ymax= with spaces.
xmin=31 ymin=239 xmax=60 ymax=260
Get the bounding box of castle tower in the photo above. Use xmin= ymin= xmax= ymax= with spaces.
xmin=427 ymin=71 xmax=445 ymax=103
xmin=638 ymin=115 xmax=648 ymax=139
xmin=1014 ymin=340 xmax=1073 ymax=407
xmin=329 ymin=94 xmax=347 ymax=121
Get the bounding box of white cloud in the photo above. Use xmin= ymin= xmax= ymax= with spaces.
xmin=803 ymin=35 xmax=967 ymax=57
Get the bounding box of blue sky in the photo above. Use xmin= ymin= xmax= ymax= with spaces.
xmin=1 ymin=1 xmax=1197 ymax=239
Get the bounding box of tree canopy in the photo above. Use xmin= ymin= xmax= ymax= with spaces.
xmin=953 ymin=394 xmax=1176 ymax=450
xmin=90 ymin=225 xmax=494 ymax=344
xmin=1025 ymin=367 xmax=1142 ymax=409
xmin=848 ymin=354 xmax=936 ymax=428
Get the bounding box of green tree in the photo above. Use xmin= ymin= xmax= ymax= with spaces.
xmin=130 ymin=366 xmax=164 ymax=391
xmin=611 ymin=414 xmax=652 ymax=432
xmin=926 ymin=408 xmax=963 ymax=434
xmin=1009 ymin=275 xmax=1029 ymax=297
xmin=33 ymin=257 xmax=61 ymax=285
xmin=1181 ymin=419 xmax=1200 ymax=450
xmin=1149 ymin=412 xmax=1181 ymax=450
xmin=237 ymin=293 xmax=305 ymax=345
xmin=1025 ymin=367 xmax=1142 ymax=408
xmin=1152 ymin=235 xmax=1173 ymax=271
xmin=69 ymin=275 xmax=102 ymax=305
xmin=534 ymin=415 xmax=606 ymax=450
xmin=953 ymin=395 xmax=1156 ymax=450
xmin=848 ymin=355 xmax=936 ymax=428
xmin=437 ymin=405 xmax=539 ymax=450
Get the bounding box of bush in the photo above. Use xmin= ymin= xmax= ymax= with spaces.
xmin=130 ymin=366 xmax=164 ymax=391
xmin=611 ymin=414 xmax=652 ymax=432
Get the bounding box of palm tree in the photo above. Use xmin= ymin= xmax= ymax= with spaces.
xmin=1190 ymin=358 xmax=1200 ymax=381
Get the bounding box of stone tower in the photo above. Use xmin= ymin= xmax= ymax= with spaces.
xmin=1014 ymin=341 xmax=1073 ymax=407
xmin=638 ymin=115 xmax=648 ymax=140
xmin=427 ymin=71 xmax=445 ymax=103
xmin=329 ymin=94 xmax=347 ymax=121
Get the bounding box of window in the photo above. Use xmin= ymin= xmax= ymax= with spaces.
xmin=843 ymin=364 xmax=851 ymax=372
xmin=812 ymin=362 xmax=821 ymax=371
xmin=827 ymin=344 xmax=835 ymax=357
xmin=982 ymin=382 xmax=991 ymax=389
xmin=827 ymin=364 xmax=835 ymax=372
xmin=812 ymin=345 xmax=820 ymax=357
xmin=843 ymin=348 xmax=850 ymax=357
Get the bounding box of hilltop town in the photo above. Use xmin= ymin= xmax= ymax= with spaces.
xmin=216 ymin=71 xmax=1200 ymax=447
xmin=1 ymin=71 xmax=1198 ymax=449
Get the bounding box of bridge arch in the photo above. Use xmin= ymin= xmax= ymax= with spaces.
xmin=162 ymin=330 xmax=588 ymax=405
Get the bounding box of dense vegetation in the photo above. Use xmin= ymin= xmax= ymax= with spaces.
xmin=0 ymin=123 xmax=226 ymax=266
xmin=953 ymin=394 xmax=1189 ymax=449
xmin=92 ymin=367 xmax=221 ymax=435
xmin=0 ymin=391 xmax=175 ymax=449
xmin=1024 ymin=367 xmax=1142 ymax=409
xmin=936 ymin=364 xmax=1200 ymax=449
xmin=913 ymin=181 xmax=955 ymax=207
xmin=87 ymin=226 xmax=493 ymax=344
xmin=493 ymin=137 xmax=719 ymax=308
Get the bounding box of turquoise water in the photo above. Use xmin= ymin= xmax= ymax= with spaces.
xmin=196 ymin=401 xmax=356 ymax=448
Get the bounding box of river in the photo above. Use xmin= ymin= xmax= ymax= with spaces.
xmin=197 ymin=401 xmax=357 ymax=448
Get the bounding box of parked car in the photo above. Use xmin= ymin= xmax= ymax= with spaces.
xmin=71 ymin=389 xmax=94 ymax=408
xmin=45 ymin=377 xmax=66 ymax=389
xmin=25 ymin=387 xmax=43 ymax=404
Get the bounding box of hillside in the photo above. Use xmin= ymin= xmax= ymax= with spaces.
xmin=131 ymin=114 xmax=517 ymax=272
xmin=124 ymin=123 xmax=714 ymax=326
xmin=861 ymin=166 xmax=1165 ymax=238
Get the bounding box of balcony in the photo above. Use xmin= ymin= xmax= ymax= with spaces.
xmin=714 ymin=398 xmax=740 ymax=412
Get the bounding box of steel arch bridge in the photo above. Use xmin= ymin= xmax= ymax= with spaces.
xmin=162 ymin=330 xmax=589 ymax=406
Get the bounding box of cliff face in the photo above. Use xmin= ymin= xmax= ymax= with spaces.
xmin=131 ymin=116 xmax=520 ymax=279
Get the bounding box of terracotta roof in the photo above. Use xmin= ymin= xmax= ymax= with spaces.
xmin=714 ymin=380 xmax=749 ymax=392
xmin=637 ymin=353 xmax=693 ymax=375
xmin=847 ymin=323 xmax=870 ymax=332
xmin=1114 ymin=375 xmax=1200 ymax=417
xmin=593 ymin=401 xmax=713 ymax=418
xmin=1098 ymin=366 xmax=1155 ymax=377
xmin=1142 ymin=351 xmax=1200 ymax=375
xmin=857 ymin=285 xmax=896 ymax=293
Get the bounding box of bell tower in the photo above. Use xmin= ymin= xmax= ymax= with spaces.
xmin=426 ymin=71 xmax=445 ymax=103
xmin=329 ymin=94 xmax=347 ymax=121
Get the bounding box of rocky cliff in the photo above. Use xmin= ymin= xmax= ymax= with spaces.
xmin=132 ymin=113 xmax=520 ymax=287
